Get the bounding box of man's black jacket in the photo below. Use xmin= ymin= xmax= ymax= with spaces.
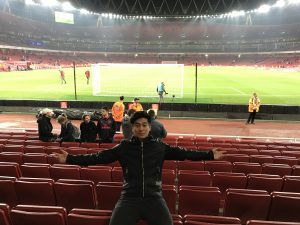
xmin=66 ymin=136 xmax=214 ymax=198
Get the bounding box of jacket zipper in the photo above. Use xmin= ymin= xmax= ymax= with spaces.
xmin=141 ymin=142 xmax=145 ymax=197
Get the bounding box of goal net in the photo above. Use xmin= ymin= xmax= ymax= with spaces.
xmin=92 ymin=63 xmax=184 ymax=98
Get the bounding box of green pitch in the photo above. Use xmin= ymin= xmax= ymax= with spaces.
xmin=0 ymin=66 xmax=300 ymax=105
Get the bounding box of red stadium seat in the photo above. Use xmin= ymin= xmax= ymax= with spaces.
xmin=11 ymin=205 xmax=67 ymax=225
xmin=178 ymin=161 xmax=205 ymax=171
xmin=23 ymin=153 xmax=48 ymax=164
xmin=212 ymin=172 xmax=247 ymax=205
xmin=223 ymin=189 xmax=271 ymax=224
xmin=246 ymin=174 xmax=283 ymax=193
xmin=273 ymin=156 xmax=299 ymax=167
xmin=61 ymin=142 xmax=80 ymax=148
xmin=249 ymin=155 xmax=274 ymax=164
xmin=0 ymin=162 xmax=21 ymax=177
xmin=15 ymin=179 xmax=56 ymax=206
xmin=232 ymin=162 xmax=262 ymax=174
xmin=204 ymin=161 xmax=232 ymax=173
xmin=163 ymin=160 xmax=177 ymax=170
xmin=162 ymin=169 xmax=176 ymax=185
xmin=0 ymin=152 xmax=23 ymax=164
xmin=0 ymin=203 xmax=10 ymax=225
xmin=54 ymin=179 xmax=96 ymax=212
xmin=0 ymin=176 xmax=18 ymax=207
xmin=184 ymin=214 xmax=241 ymax=224
xmin=23 ymin=145 xmax=45 ymax=153
xmin=261 ymin=163 xmax=292 ymax=177
xmin=80 ymin=166 xmax=112 ymax=183
xmin=20 ymin=163 xmax=51 ymax=178
xmin=258 ymin=150 xmax=281 ymax=156
xmin=80 ymin=142 xmax=99 ymax=148
xmin=292 ymin=165 xmax=300 ymax=176
xmin=2 ymin=144 xmax=24 ymax=153
xmin=178 ymin=186 xmax=221 ymax=216
xmin=111 ymin=167 xmax=123 ymax=182
xmin=246 ymin=220 xmax=300 ymax=225
xmin=64 ymin=148 xmax=88 ymax=155
xmin=96 ymin=182 xmax=122 ymax=210
xmin=282 ymin=175 xmax=300 ymax=193
xmin=224 ymin=154 xmax=250 ymax=163
xmin=50 ymin=165 xmax=81 ymax=181
xmin=162 ymin=185 xmax=177 ymax=214
xmin=268 ymin=192 xmax=300 ymax=222
xmin=178 ymin=170 xmax=211 ymax=186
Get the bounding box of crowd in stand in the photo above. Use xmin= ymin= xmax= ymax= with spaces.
xmin=37 ymin=96 xmax=167 ymax=144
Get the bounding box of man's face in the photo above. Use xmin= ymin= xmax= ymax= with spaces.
xmin=84 ymin=115 xmax=90 ymax=123
xmin=132 ymin=118 xmax=150 ymax=140
xmin=45 ymin=111 xmax=53 ymax=118
xmin=101 ymin=110 xmax=108 ymax=118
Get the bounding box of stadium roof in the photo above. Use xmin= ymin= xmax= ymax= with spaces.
xmin=65 ymin=0 xmax=277 ymax=16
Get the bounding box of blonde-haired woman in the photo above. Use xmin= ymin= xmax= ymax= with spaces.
xmin=57 ymin=113 xmax=75 ymax=142
xmin=246 ymin=93 xmax=261 ymax=124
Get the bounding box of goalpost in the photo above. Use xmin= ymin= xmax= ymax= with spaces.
xmin=92 ymin=63 xmax=184 ymax=98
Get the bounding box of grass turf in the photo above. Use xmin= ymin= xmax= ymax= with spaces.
xmin=0 ymin=66 xmax=300 ymax=105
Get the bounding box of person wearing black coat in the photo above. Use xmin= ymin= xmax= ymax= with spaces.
xmin=80 ymin=114 xmax=97 ymax=142
xmin=97 ymin=107 xmax=116 ymax=143
xmin=37 ymin=108 xmax=56 ymax=142
xmin=57 ymin=113 xmax=75 ymax=142
xmin=52 ymin=111 xmax=226 ymax=225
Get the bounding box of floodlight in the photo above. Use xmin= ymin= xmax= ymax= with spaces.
xmin=40 ymin=0 xmax=59 ymax=7
xmin=62 ymin=2 xmax=75 ymax=11
xmin=274 ymin=0 xmax=285 ymax=7
xmin=288 ymin=0 xmax=300 ymax=4
xmin=25 ymin=0 xmax=36 ymax=5
xmin=230 ymin=10 xmax=245 ymax=17
xmin=80 ymin=9 xmax=89 ymax=14
xmin=257 ymin=4 xmax=271 ymax=13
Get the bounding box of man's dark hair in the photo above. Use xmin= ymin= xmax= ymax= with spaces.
xmin=101 ymin=106 xmax=109 ymax=112
xmin=130 ymin=111 xmax=151 ymax=124
xmin=120 ymin=96 xmax=124 ymax=101
xmin=148 ymin=109 xmax=156 ymax=118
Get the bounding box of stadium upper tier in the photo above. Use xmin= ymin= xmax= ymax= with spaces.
xmin=0 ymin=2 xmax=300 ymax=53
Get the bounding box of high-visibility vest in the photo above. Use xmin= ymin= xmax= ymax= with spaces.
xmin=248 ymin=97 xmax=261 ymax=112
xmin=112 ymin=101 xmax=125 ymax=122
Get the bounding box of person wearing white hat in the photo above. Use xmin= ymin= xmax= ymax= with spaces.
xmin=37 ymin=108 xmax=57 ymax=142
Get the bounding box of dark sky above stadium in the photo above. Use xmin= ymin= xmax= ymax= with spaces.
xmin=65 ymin=0 xmax=277 ymax=16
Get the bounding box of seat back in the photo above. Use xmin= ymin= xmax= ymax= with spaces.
xmin=204 ymin=161 xmax=232 ymax=173
xmin=232 ymin=162 xmax=262 ymax=174
xmin=15 ymin=180 xmax=56 ymax=206
xmin=20 ymin=163 xmax=51 ymax=178
xmin=96 ymin=182 xmax=122 ymax=210
xmin=81 ymin=167 xmax=112 ymax=183
xmin=268 ymin=192 xmax=300 ymax=222
xmin=178 ymin=186 xmax=221 ymax=216
xmin=223 ymin=189 xmax=271 ymax=224
xmin=0 ymin=177 xmax=18 ymax=207
xmin=282 ymin=176 xmax=300 ymax=193
xmin=262 ymin=163 xmax=292 ymax=177
xmin=246 ymin=174 xmax=283 ymax=193
xmin=54 ymin=180 xmax=96 ymax=212
xmin=50 ymin=165 xmax=81 ymax=181
xmin=178 ymin=170 xmax=211 ymax=186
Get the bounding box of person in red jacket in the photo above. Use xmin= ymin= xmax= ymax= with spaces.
xmin=59 ymin=70 xmax=66 ymax=84
xmin=85 ymin=70 xmax=90 ymax=84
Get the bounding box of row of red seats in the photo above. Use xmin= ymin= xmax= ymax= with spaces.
xmin=1 ymin=143 xmax=300 ymax=167
xmin=1 ymin=161 xmax=300 ymax=193
xmin=1 ymin=203 xmax=299 ymax=225
xmin=1 ymin=178 xmax=300 ymax=223
xmin=2 ymin=132 xmax=300 ymax=150
xmin=1 ymin=155 xmax=300 ymax=178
